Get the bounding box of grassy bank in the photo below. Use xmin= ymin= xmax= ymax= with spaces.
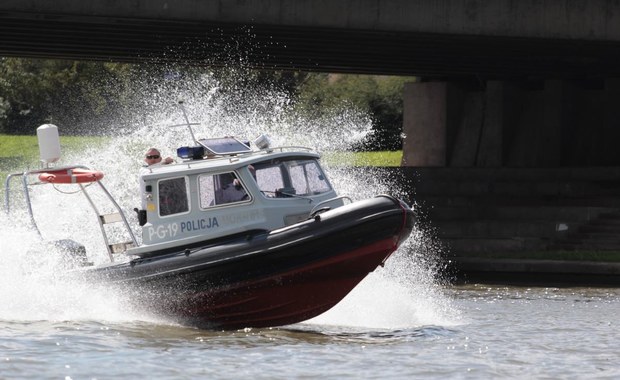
xmin=322 ymin=150 xmax=402 ymax=167
xmin=0 ymin=134 xmax=403 ymax=180
xmin=0 ymin=134 xmax=40 ymax=169
xmin=0 ymin=134 xmax=107 ymax=179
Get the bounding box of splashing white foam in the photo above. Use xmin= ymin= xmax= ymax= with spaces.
xmin=0 ymin=68 xmax=457 ymax=328
xmin=306 ymin=229 xmax=461 ymax=330
xmin=0 ymin=211 xmax=137 ymax=322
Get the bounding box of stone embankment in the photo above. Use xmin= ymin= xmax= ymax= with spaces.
xmin=382 ymin=166 xmax=620 ymax=286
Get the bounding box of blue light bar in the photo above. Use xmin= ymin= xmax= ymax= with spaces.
xmin=177 ymin=145 xmax=205 ymax=160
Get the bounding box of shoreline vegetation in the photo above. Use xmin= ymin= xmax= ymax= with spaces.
xmin=0 ymin=60 xmax=411 ymax=153
xmin=0 ymin=135 xmax=109 ymax=182
xmin=0 ymin=133 xmax=403 ymax=178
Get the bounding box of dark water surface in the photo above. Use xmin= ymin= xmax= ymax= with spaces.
xmin=2 ymin=285 xmax=618 ymax=379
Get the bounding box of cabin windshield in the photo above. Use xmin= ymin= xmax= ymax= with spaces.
xmin=252 ymin=158 xmax=331 ymax=198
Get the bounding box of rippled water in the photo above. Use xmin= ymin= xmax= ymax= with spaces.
xmin=2 ymin=285 xmax=618 ymax=379
xmin=2 ymin=70 xmax=619 ymax=379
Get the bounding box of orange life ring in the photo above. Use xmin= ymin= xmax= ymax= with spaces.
xmin=38 ymin=169 xmax=104 ymax=184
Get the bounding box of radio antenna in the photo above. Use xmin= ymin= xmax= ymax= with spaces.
xmin=178 ymin=100 xmax=198 ymax=144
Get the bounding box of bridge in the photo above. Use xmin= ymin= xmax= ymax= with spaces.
xmin=2 ymin=0 xmax=620 ymax=78
xmin=4 ymin=0 xmax=620 ymax=275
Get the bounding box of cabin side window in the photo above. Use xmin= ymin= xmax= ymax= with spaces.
xmin=198 ymin=172 xmax=249 ymax=208
xmin=254 ymin=158 xmax=332 ymax=197
xmin=158 ymin=177 xmax=189 ymax=216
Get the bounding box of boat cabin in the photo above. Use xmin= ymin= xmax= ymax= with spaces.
xmin=131 ymin=136 xmax=346 ymax=257
xmin=4 ymin=126 xmax=348 ymax=262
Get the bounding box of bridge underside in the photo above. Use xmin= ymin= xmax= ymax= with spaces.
xmin=2 ymin=11 xmax=620 ymax=79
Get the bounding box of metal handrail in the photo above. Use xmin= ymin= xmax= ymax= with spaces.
xmin=79 ymin=181 xmax=138 ymax=262
xmin=4 ymin=165 xmax=137 ymax=260
xmin=4 ymin=165 xmax=90 ymax=236
xmin=4 ymin=165 xmax=86 ymax=214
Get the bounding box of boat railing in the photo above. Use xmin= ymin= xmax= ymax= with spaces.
xmin=262 ymin=146 xmax=315 ymax=153
xmin=233 ymin=145 xmax=317 ymax=158
xmin=4 ymin=165 xmax=92 ymax=235
xmin=4 ymin=165 xmax=138 ymax=262
xmin=173 ymin=146 xmax=317 ymax=165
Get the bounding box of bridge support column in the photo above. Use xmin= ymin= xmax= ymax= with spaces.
xmin=401 ymin=81 xmax=454 ymax=166
xmin=477 ymin=81 xmax=521 ymax=167
xmin=401 ymin=80 xmax=523 ymax=167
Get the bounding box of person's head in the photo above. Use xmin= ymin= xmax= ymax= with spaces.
xmin=145 ymin=148 xmax=162 ymax=165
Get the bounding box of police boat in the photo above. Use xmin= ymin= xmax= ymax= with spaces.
xmin=4 ymin=122 xmax=415 ymax=330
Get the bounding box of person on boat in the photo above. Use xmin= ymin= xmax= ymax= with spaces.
xmin=137 ymin=148 xmax=176 ymax=220
xmin=210 ymin=173 xmax=248 ymax=205
xmin=231 ymin=165 xmax=256 ymax=188
xmin=144 ymin=148 xmax=174 ymax=166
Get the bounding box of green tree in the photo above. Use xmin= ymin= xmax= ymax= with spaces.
xmin=0 ymin=58 xmax=136 ymax=134
xmin=295 ymin=74 xmax=415 ymax=151
xmin=0 ymin=58 xmax=413 ymax=149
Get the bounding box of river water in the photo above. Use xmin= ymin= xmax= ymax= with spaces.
xmin=2 ymin=73 xmax=619 ymax=379
xmin=1 ymin=284 xmax=618 ymax=379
